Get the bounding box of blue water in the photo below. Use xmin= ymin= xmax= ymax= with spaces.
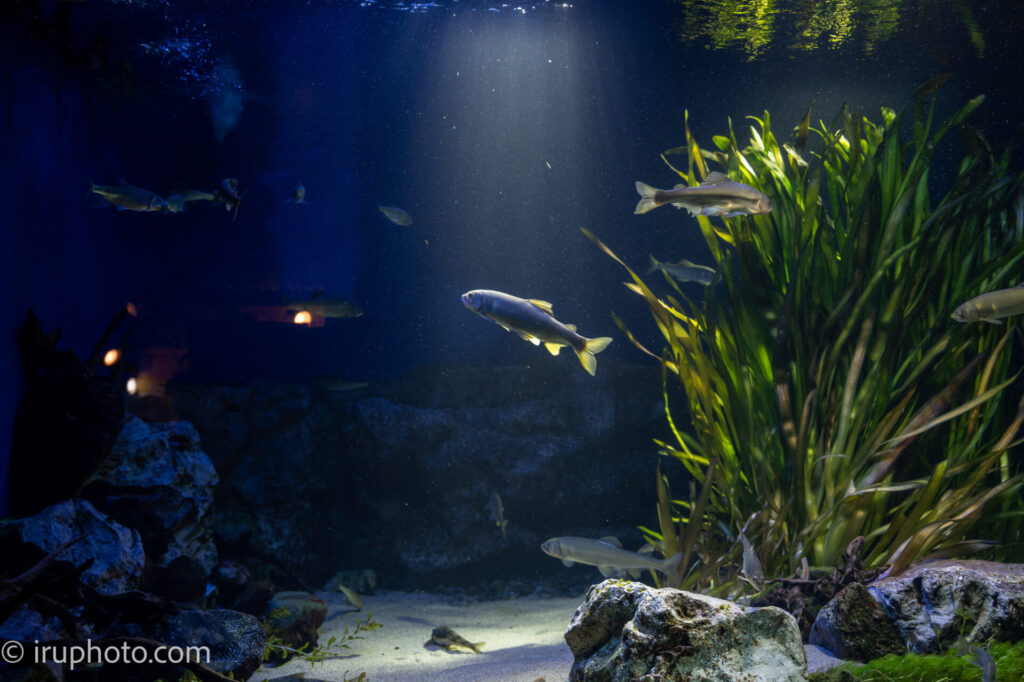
xmin=2 ymin=0 xmax=1022 ymax=515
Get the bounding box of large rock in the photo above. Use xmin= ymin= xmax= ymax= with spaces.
xmin=810 ymin=560 xmax=1024 ymax=658
xmin=0 ymin=498 xmax=144 ymax=594
xmin=808 ymin=582 xmax=904 ymax=661
xmin=156 ymin=608 xmax=266 ymax=680
xmin=80 ymin=415 xmax=218 ymax=576
xmin=265 ymin=591 xmax=327 ymax=653
xmin=169 ymin=362 xmax=666 ymax=589
xmin=566 ymin=580 xmax=807 ymax=681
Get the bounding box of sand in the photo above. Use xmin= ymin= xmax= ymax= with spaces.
xmin=255 ymin=590 xmax=582 ymax=682
xmin=254 ymin=590 xmax=844 ymax=681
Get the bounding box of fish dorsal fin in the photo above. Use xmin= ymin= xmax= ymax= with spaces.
xmin=544 ymin=342 xmax=562 ymax=356
xmin=599 ymin=536 xmax=622 ymax=548
xmin=672 ymin=183 xmax=687 ymax=190
xmin=528 ymin=299 xmax=554 ymax=315
xmin=700 ymin=171 xmax=731 ymax=186
xmin=516 ymin=330 xmax=541 ymax=345
xmin=565 ymin=323 xmax=577 ymax=332
xmin=116 ymin=178 xmax=131 ymax=186
xmin=637 ymin=544 xmax=654 ymax=555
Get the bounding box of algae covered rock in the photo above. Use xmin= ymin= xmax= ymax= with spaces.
xmin=566 ymin=579 xmax=807 ymax=681
xmin=808 ymin=582 xmax=904 ymax=661
xmin=809 ymin=560 xmax=1024 ymax=662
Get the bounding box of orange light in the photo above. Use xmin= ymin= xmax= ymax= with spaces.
xmin=293 ymin=310 xmax=312 ymax=325
xmin=103 ymin=349 xmax=121 ymax=366
xmin=126 ymin=377 xmax=138 ymax=395
xmin=125 ymin=301 xmax=138 ymax=316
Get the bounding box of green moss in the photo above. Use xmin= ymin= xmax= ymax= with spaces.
xmin=809 ymin=640 xmax=1024 ymax=681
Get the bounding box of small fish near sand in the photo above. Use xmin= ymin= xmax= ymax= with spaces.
xmin=89 ymin=179 xmax=168 ymax=212
xmin=485 ymin=491 xmax=508 ymax=539
xmin=952 ymin=283 xmax=1024 ymax=324
xmin=648 ymin=254 xmax=716 ymax=286
xmin=461 ymin=289 xmax=612 ymax=376
xmin=541 ymin=536 xmax=683 ymax=582
xmin=634 ymin=171 xmax=772 ymax=218
xmin=379 ymin=204 xmax=412 ymax=226
xmin=425 ymin=625 xmax=484 ymax=654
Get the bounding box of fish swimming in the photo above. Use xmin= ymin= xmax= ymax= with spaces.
xmin=425 ymin=626 xmax=484 ymax=654
xmin=967 ymin=643 xmax=996 ymax=682
xmin=541 ymin=536 xmax=684 ymax=581
xmin=952 ymin=283 xmax=1024 ymax=324
xmin=461 ymin=289 xmax=612 ymax=376
xmin=289 ymin=299 xmax=364 ymax=319
xmin=648 ymin=254 xmax=716 ymax=286
xmin=164 ymin=193 xmax=186 ymax=214
xmin=288 ymin=184 xmax=306 ymax=204
xmin=214 ymin=177 xmax=243 ymax=220
xmin=635 ymin=172 xmax=772 ymax=218
xmin=739 ymin=531 xmax=765 ymax=592
xmin=175 ymin=188 xmax=217 ymax=203
xmin=485 ymin=492 xmax=507 ymax=539
xmin=379 ymin=204 xmax=412 ymax=226
xmin=89 ymin=180 xmax=167 ymax=212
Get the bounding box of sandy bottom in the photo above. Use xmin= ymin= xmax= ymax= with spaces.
xmin=256 ymin=590 xmax=582 ymax=682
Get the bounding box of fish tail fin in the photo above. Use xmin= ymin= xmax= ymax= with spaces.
xmin=647 ymin=254 xmax=659 ymax=275
xmin=576 ymin=336 xmax=613 ymax=376
xmin=664 ymin=551 xmax=684 ymax=587
xmin=635 ymin=181 xmax=658 ymax=215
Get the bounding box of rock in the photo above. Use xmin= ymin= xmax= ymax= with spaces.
xmin=265 ymin=591 xmax=328 ymax=652
xmin=80 ymin=415 xmax=218 ymax=578
xmin=0 ymin=606 xmax=63 ymax=642
xmin=150 ymin=555 xmax=209 ymax=603
xmin=324 ymin=569 xmax=377 ymax=595
xmin=170 ymin=362 xmax=665 ymax=590
xmin=565 ymin=580 xmax=807 ymax=681
xmin=808 ymin=560 xmax=1024 ymax=661
xmin=871 ymin=560 xmax=1024 ymax=653
xmin=808 ymin=583 xmax=904 ymax=661
xmin=156 ymin=608 xmax=266 ymax=680
xmin=0 ymin=498 xmax=144 ymax=594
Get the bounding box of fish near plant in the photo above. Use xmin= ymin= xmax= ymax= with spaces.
xmin=461 ymin=289 xmax=612 ymax=375
xmin=590 ymin=94 xmax=1024 ymax=593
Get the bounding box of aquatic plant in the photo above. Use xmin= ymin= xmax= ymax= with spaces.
xmin=589 ymin=91 xmax=1024 ymax=591
xmin=262 ymin=606 xmax=381 ymax=665
xmin=807 ymin=639 xmax=1024 ymax=681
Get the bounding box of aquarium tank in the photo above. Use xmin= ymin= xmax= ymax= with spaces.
xmin=1 ymin=1 xmax=1023 ymax=680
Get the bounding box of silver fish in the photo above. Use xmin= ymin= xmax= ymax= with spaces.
xmin=379 ymin=204 xmax=412 ymax=226
xmin=967 ymin=643 xmax=996 ymax=682
xmin=952 ymin=284 xmax=1024 ymax=324
xmin=635 ymin=172 xmax=772 ymax=218
xmin=648 ymin=254 xmax=716 ymax=286
xmin=176 ymin=188 xmax=216 ymax=203
xmin=90 ymin=180 xmax=167 ymax=212
xmin=541 ymin=536 xmax=683 ymax=580
xmin=461 ymin=289 xmax=612 ymax=376
xmin=164 ymin=193 xmax=186 ymax=214
xmin=486 ymin=492 xmax=507 ymax=539
xmin=289 ymin=298 xmax=364 ymax=319
xmin=739 ymin=531 xmax=765 ymax=592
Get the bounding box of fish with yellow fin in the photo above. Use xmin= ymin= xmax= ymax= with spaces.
xmin=461 ymin=289 xmax=612 ymax=375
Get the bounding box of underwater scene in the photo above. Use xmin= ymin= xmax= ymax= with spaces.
xmin=3 ymin=0 xmax=1024 ymax=680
